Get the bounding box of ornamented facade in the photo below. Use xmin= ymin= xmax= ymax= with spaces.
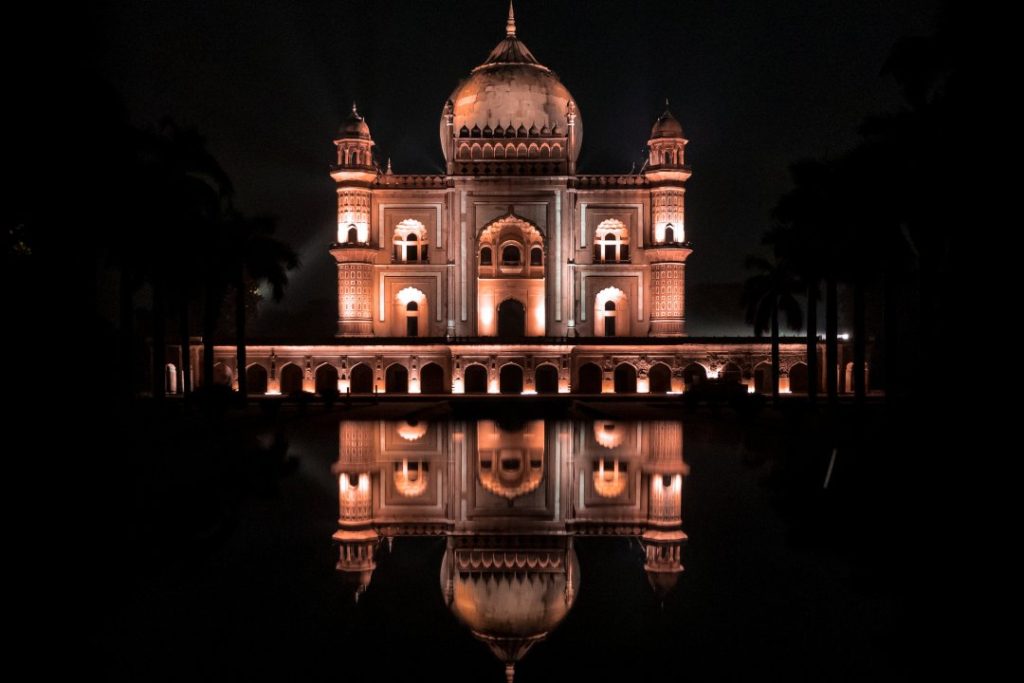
xmin=203 ymin=5 xmax=833 ymax=396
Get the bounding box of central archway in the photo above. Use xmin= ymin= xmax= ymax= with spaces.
xmin=420 ymin=363 xmax=445 ymax=394
xmin=497 ymin=299 xmax=526 ymax=338
xmin=385 ymin=364 xmax=408 ymax=394
xmin=613 ymin=363 xmax=637 ymax=394
xmin=535 ymin=364 xmax=559 ymax=394
xmin=464 ymin=364 xmax=488 ymax=394
xmin=576 ymin=362 xmax=602 ymax=394
xmin=350 ymin=364 xmax=373 ymax=393
xmin=499 ymin=364 xmax=524 ymax=394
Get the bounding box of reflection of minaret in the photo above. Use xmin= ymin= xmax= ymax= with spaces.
xmin=441 ymin=534 xmax=577 ymax=683
xmin=642 ymin=421 xmax=688 ymax=600
xmin=333 ymin=421 xmax=379 ymax=601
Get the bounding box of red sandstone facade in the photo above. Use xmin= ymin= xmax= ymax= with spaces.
xmin=200 ymin=6 xmax=832 ymax=397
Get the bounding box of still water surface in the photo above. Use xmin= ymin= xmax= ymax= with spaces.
xmin=98 ymin=413 xmax=896 ymax=681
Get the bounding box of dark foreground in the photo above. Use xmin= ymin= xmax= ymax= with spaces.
xmin=32 ymin=398 xmax=948 ymax=681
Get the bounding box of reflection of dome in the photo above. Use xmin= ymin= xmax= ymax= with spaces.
xmin=646 ymin=566 xmax=682 ymax=599
xmin=340 ymin=103 xmax=371 ymax=139
xmin=442 ymin=539 xmax=578 ymax=682
xmin=441 ymin=5 xmax=581 ymax=161
xmin=650 ymin=106 xmax=683 ymax=139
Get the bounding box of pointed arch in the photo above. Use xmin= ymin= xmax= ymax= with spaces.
xmin=420 ymin=362 xmax=445 ymax=394
xmin=464 ymin=364 xmax=488 ymax=394
xmin=280 ymin=363 xmax=304 ymax=395
xmin=648 ymin=363 xmax=672 ymax=393
xmin=682 ymin=362 xmax=707 ymax=389
xmin=499 ymin=363 xmax=524 ymax=395
xmin=350 ymin=363 xmax=374 ymax=393
xmin=245 ymin=364 xmax=268 ymax=395
xmin=392 ymin=219 xmax=428 ymax=263
xmin=595 ymin=286 xmax=628 ymax=337
xmin=613 ymin=363 xmax=637 ymax=394
xmin=535 ymin=363 xmax=559 ymax=394
xmin=576 ymin=362 xmax=603 ymax=394
xmin=789 ymin=362 xmax=809 ymax=393
xmin=315 ymin=363 xmax=339 ymax=396
xmin=384 ymin=363 xmax=408 ymax=394
xmin=594 ymin=219 xmax=629 ymax=263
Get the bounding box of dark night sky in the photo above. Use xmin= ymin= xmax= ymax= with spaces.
xmin=88 ymin=0 xmax=937 ymax=335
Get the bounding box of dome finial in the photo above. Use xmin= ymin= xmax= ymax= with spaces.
xmin=665 ymin=97 xmax=670 ymax=110
xmin=506 ymin=1 xmax=516 ymax=37
xmin=351 ymin=102 xmax=360 ymax=117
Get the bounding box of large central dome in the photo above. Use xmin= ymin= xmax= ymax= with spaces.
xmin=440 ymin=4 xmax=582 ymax=161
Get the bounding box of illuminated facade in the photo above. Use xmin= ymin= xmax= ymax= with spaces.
xmin=205 ymin=5 xmax=824 ymax=396
xmin=332 ymin=418 xmax=688 ymax=681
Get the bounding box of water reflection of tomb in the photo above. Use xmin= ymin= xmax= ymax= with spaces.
xmin=333 ymin=419 xmax=688 ymax=681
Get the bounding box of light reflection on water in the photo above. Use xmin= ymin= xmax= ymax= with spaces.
xmin=333 ymin=419 xmax=687 ymax=681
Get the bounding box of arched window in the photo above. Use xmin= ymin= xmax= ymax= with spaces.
xmin=604 ymin=300 xmax=617 ymax=337
xmin=347 ymin=225 xmax=358 ymax=243
xmin=502 ymin=245 xmax=521 ymax=266
xmin=598 ymin=229 xmax=626 ymax=262
xmin=392 ymin=220 xmax=428 ymax=263
xmin=530 ymin=247 xmax=543 ymax=266
xmin=664 ymin=224 xmax=675 ymax=244
xmin=406 ymin=301 xmax=419 ymax=337
xmin=480 ymin=247 xmax=492 ymax=266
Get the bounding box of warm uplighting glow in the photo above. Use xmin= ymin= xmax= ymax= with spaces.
xmin=637 ymin=377 xmax=650 ymax=393
xmin=338 ymin=471 xmax=372 ymax=522
xmin=706 ymin=369 xmax=720 ymax=379
xmin=397 ymin=421 xmax=428 ymax=441
xmin=339 ymin=472 xmax=370 ymax=494
xmin=393 ymin=459 xmax=429 ymax=497
xmin=337 ymin=220 xmax=369 ymax=243
xmin=654 ymin=220 xmax=685 ymax=243
xmin=396 ymin=286 xmax=427 ymax=307
xmin=593 ymin=457 xmax=627 ymax=498
xmin=521 ymin=389 xmax=537 ymax=395
xmin=479 ymin=304 xmax=494 ymax=328
xmin=475 ymin=419 xmax=545 ymax=499
xmin=594 ymin=421 xmax=624 ymax=448
xmin=532 ymin=301 xmax=545 ymax=329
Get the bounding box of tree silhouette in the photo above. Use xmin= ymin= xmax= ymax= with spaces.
xmin=742 ymin=254 xmax=803 ymax=402
xmin=224 ymin=211 xmax=299 ymax=399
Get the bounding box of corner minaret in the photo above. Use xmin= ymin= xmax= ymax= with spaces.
xmin=644 ymin=102 xmax=693 ymax=336
xmin=330 ymin=104 xmax=379 ymax=336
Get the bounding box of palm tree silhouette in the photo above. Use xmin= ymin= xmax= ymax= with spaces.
xmin=743 ymin=254 xmax=803 ymax=402
xmin=223 ymin=211 xmax=298 ymax=399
